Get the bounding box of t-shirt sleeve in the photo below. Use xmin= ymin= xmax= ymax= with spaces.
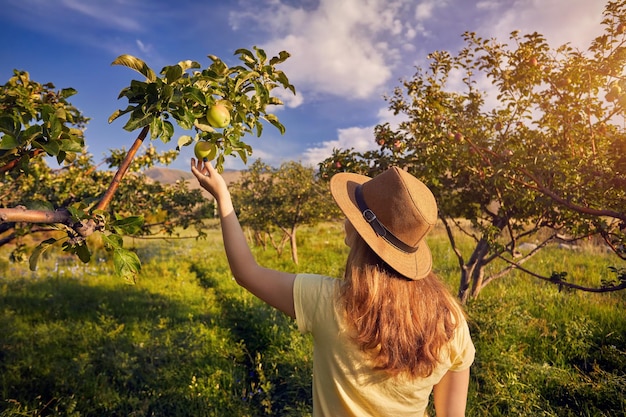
xmin=293 ymin=273 xmax=327 ymax=335
xmin=448 ymin=318 xmax=476 ymax=372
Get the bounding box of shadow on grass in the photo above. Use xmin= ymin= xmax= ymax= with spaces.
xmin=0 ymin=276 xmax=249 ymax=416
xmin=190 ymin=263 xmax=313 ymax=416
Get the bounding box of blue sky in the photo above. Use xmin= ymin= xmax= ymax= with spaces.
xmin=0 ymin=0 xmax=607 ymax=171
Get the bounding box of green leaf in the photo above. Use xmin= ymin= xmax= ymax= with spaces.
xmin=178 ymin=60 xmax=201 ymax=71
xmin=235 ymin=71 xmax=261 ymax=92
xmin=59 ymin=137 xmax=85 ymax=152
xmin=66 ymin=205 xmax=89 ymax=221
xmin=108 ymin=105 xmax=136 ymax=123
xmin=75 ymin=242 xmax=91 ymax=263
xmin=150 ymin=117 xmax=163 ymax=139
xmin=29 ymin=238 xmax=58 ymax=271
xmin=34 ymin=139 xmax=60 ymax=156
xmin=164 ymin=65 xmax=183 ymax=84
xmin=111 ymin=215 xmax=144 ymax=235
xmin=254 ymin=46 xmax=267 ymax=64
xmin=112 ymin=54 xmax=157 ymax=82
xmin=0 ymin=116 xmax=17 ymax=135
xmin=177 ymin=135 xmax=193 ymax=150
xmin=193 ymin=117 xmax=215 ymax=133
xmin=235 ymin=48 xmax=257 ymax=65
xmin=162 ymin=120 xmax=174 ymax=142
xmin=123 ymin=112 xmax=154 ymax=132
xmin=113 ymin=248 xmax=141 ymax=280
xmin=0 ymin=134 xmax=18 ymax=150
xmin=102 ymin=233 xmax=123 ymax=251
xmin=263 ymin=114 xmax=286 ymax=134
xmin=270 ymin=50 xmax=291 ymax=65
xmin=60 ymin=87 xmax=77 ymax=98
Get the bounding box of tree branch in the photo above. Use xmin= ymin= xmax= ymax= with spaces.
xmin=495 ymin=252 xmax=626 ymax=293
xmin=515 ymin=168 xmax=626 ymax=222
xmin=0 ymin=125 xmax=150 ymax=235
xmin=0 ymin=206 xmax=71 ymax=224
xmin=0 ymin=149 xmax=45 ymax=174
xmin=95 ymin=125 xmax=149 ymax=211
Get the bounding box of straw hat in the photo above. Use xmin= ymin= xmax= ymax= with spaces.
xmin=330 ymin=166 xmax=438 ymax=280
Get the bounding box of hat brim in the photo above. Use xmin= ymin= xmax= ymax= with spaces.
xmin=330 ymin=172 xmax=432 ymax=280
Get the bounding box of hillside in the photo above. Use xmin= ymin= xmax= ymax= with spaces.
xmin=144 ymin=167 xmax=242 ymax=199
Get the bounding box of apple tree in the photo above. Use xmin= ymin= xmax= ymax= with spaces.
xmin=231 ymin=160 xmax=339 ymax=264
xmin=0 ymin=47 xmax=295 ymax=279
xmin=320 ymin=0 xmax=626 ymax=303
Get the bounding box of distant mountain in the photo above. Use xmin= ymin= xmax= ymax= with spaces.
xmin=144 ymin=167 xmax=242 ymax=199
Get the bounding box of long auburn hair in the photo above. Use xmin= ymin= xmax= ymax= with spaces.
xmin=338 ymin=230 xmax=463 ymax=379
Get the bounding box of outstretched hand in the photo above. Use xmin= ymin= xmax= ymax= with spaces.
xmin=190 ymin=158 xmax=229 ymax=202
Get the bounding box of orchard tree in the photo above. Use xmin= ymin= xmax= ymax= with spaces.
xmin=231 ymin=160 xmax=339 ymax=264
xmin=0 ymin=149 xmax=211 ymax=276
xmin=0 ymin=47 xmax=295 ymax=279
xmin=320 ymin=1 xmax=626 ymax=303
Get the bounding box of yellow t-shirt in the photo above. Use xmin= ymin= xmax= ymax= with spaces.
xmin=293 ymin=274 xmax=475 ymax=417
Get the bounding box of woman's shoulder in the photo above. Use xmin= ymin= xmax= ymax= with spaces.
xmin=293 ymin=274 xmax=341 ymax=334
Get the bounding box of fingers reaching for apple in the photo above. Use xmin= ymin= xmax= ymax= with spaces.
xmin=191 ymin=158 xmax=229 ymax=202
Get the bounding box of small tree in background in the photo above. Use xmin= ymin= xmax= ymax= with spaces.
xmin=232 ymin=160 xmax=339 ymax=264
xmin=320 ymin=0 xmax=626 ymax=303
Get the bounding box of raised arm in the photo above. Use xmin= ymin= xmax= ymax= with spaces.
xmin=191 ymin=158 xmax=296 ymax=318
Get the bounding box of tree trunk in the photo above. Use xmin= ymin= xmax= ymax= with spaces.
xmin=290 ymin=226 xmax=298 ymax=265
xmin=458 ymin=239 xmax=490 ymax=303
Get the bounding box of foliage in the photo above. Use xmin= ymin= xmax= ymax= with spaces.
xmin=0 ymin=151 xmax=212 ymax=280
xmin=230 ymin=160 xmax=340 ymax=264
xmin=0 ymin=222 xmax=624 ymax=416
xmin=320 ymin=0 xmax=626 ymax=302
xmin=109 ymin=47 xmax=295 ymax=172
xmin=0 ymin=46 xmax=294 ymax=279
xmin=0 ymin=70 xmax=88 ymax=174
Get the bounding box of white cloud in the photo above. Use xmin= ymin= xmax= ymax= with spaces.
xmin=230 ymin=0 xmax=421 ymax=100
xmin=415 ymin=1 xmax=436 ymax=20
xmin=481 ymin=0 xmax=605 ymax=49
xmin=61 ymin=0 xmax=142 ymax=32
xmin=272 ymin=88 xmax=304 ymax=109
xmin=135 ymin=39 xmax=152 ymax=55
xmin=299 ymin=105 xmax=406 ymax=166
xmin=301 ymin=125 xmax=377 ymax=166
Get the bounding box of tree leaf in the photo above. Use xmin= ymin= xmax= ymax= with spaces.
xmin=263 ymin=114 xmax=286 ymax=135
xmin=113 ymin=248 xmax=141 ymax=280
xmin=0 ymin=134 xmax=18 ymax=150
xmin=102 ymin=233 xmax=123 ymax=251
xmin=75 ymin=242 xmax=91 ymax=263
xmin=164 ymin=65 xmax=183 ymax=84
xmin=112 ymin=54 xmax=157 ymax=82
xmin=177 ymin=135 xmax=193 ymax=150
xmin=123 ymin=112 xmax=154 ymax=132
xmin=111 ymin=215 xmax=144 ymax=235
xmin=29 ymin=237 xmax=58 ymax=271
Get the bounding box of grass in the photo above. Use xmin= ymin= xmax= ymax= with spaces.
xmin=0 ymin=220 xmax=625 ymax=416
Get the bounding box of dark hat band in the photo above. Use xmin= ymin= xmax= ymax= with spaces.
xmin=354 ymin=185 xmax=418 ymax=254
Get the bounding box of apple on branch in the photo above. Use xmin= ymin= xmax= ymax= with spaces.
xmin=206 ymin=101 xmax=232 ymax=128
xmin=194 ymin=141 xmax=217 ymax=161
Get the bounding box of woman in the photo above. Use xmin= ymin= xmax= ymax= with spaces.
xmin=191 ymin=159 xmax=475 ymax=416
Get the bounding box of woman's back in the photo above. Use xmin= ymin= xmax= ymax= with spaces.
xmin=294 ymin=274 xmax=474 ymax=417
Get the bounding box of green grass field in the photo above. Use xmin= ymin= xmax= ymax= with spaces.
xmin=1 ymin=221 xmax=625 ymax=416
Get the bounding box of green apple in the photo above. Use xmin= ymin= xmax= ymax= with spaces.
xmin=206 ymin=102 xmax=231 ymax=128
xmin=194 ymin=141 xmax=217 ymax=161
